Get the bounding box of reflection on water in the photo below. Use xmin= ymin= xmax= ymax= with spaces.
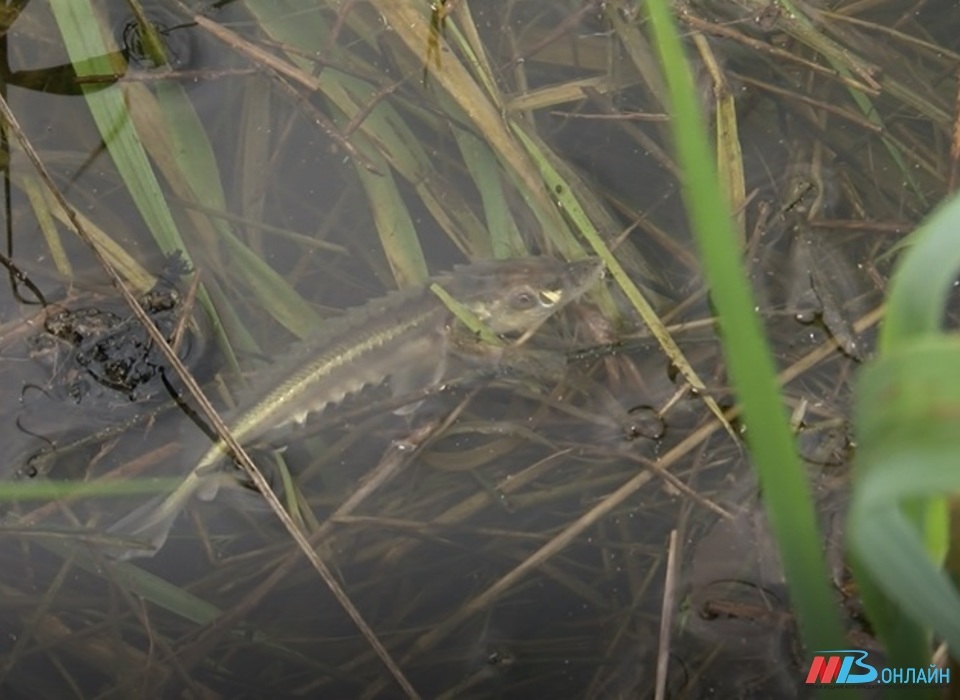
xmin=0 ymin=0 xmax=949 ymax=697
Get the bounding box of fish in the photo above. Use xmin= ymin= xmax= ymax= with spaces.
xmin=106 ymin=256 xmax=603 ymax=558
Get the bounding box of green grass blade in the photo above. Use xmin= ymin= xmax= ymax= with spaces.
xmin=452 ymin=126 xmax=526 ymax=259
xmin=852 ymin=336 xmax=960 ymax=663
xmin=0 ymin=478 xmax=183 ymax=501
xmin=850 ymin=194 xmax=960 ymax=671
xmin=643 ymin=0 xmax=847 ymax=655
xmin=880 ymin=195 xmax=960 ymax=346
xmin=48 ymin=1 xmax=186 ymax=261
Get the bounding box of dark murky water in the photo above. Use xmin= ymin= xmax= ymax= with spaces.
xmin=0 ymin=1 xmax=951 ymax=698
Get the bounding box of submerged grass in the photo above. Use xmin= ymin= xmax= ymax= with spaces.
xmin=0 ymin=0 xmax=955 ymax=697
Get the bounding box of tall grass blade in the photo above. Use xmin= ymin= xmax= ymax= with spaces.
xmin=643 ymin=0 xmax=847 ymax=655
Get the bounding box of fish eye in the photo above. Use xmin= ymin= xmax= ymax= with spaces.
xmin=510 ymin=288 xmax=537 ymax=310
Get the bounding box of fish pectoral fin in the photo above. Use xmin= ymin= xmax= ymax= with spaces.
xmin=103 ymin=496 xmax=180 ymax=560
xmin=104 ymin=473 xmax=207 ymax=560
xmin=195 ymin=470 xmax=229 ymax=501
xmin=390 ymin=358 xmax=447 ymax=416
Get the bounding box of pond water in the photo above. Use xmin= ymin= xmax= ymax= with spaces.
xmin=0 ymin=1 xmax=955 ymax=698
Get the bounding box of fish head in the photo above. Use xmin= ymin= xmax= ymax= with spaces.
xmin=448 ymin=256 xmax=603 ymax=335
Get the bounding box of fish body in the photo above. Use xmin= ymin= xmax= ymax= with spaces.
xmin=108 ymin=256 xmax=602 ymax=557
